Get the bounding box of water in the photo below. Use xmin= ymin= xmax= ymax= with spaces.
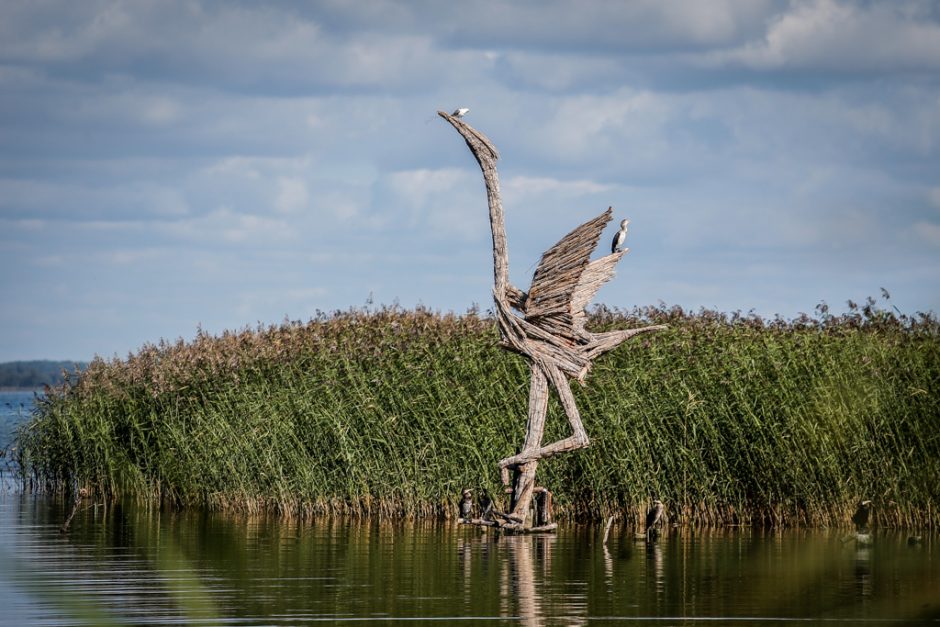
xmin=1 ymin=392 xmax=937 ymax=624
xmin=1 ymin=389 xmax=37 ymax=450
xmin=0 ymin=497 xmax=935 ymax=625
xmin=1 ymin=390 xmax=37 ymax=486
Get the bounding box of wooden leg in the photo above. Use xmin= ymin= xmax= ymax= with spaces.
xmin=505 ymin=364 xmax=549 ymax=523
xmin=498 ymin=364 xmax=590 ymax=470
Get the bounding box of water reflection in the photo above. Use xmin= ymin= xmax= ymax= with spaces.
xmin=497 ymin=533 xmax=586 ymax=627
xmin=1 ymin=496 xmax=938 ymax=624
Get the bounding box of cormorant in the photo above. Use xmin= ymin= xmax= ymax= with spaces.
xmin=852 ymin=500 xmax=872 ymax=532
xmin=611 ymin=219 xmax=629 ymax=254
xmin=478 ymin=489 xmax=493 ymax=521
xmin=460 ymin=488 xmax=474 ymax=520
xmin=645 ymin=499 xmax=664 ymax=539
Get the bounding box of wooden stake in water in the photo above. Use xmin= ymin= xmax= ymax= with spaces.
xmin=59 ymin=487 xmax=89 ymax=534
xmin=439 ymin=111 xmax=666 ymax=528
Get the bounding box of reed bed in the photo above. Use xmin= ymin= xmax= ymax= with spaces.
xmin=15 ymin=296 xmax=940 ymax=527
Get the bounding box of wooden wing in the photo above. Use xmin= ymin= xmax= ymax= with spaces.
xmin=524 ymin=207 xmax=613 ymax=342
xmin=570 ymin=250 xmax=626 ymax=336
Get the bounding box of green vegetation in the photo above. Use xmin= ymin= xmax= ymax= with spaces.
xmin=0 ymin=360 xmax=85 ymax=389
xmin=14 ymin=296 xmax=940 ymax=527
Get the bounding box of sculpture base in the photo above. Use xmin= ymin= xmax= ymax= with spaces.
xmin=459 ymin=486 xmax=554 ymax=533
xmin=459 ymin=518 xmax=557 ymax=534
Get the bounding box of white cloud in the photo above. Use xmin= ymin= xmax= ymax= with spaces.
xmin=108 ymin=248 xmax=165 ymax=265
xmin=705 ymin=0 xmax=940 ymax=72
xmin=386 ymin=168 xmax=468 ymax=204
xmin=914 ymin=221 xmax=940 ymax=247
xmin=0 ymin=2 xmax=459 ymax=92
xmin=382 ymin=168 xmax=486 ymax=239
xmin=3 ymin=1 xmax=940 ymax=361
xmin=274 ymin=177 xmax=309 ymax=214
xmin=138 ymin=97 xmax=182 ymax=126
xmin=0 ymin=218 xmax=45 ymax=230
xmin=0 ymin=178 xmax=191 ymax=220
xmin=489 ymin=50 xmax=625 ymax=92
xmin=541 ymin=89 xmax=674 ymax=161
xmin=311 ymin=190 xmax=363 ymax=222
xmin=929 ymin=188 xmax=940 ymax=211
xmin=503 ymin=176 xmax=613 ymax=199
xmin=402 ymin=0 xmax=775 ymax=50
xmin=158 ymin=207 xmax=296 ymax=245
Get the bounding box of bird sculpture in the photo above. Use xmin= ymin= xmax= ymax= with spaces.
xmin=460 ymin=488 xmax=474 ymax=520
xmin=645 ymin=499 xmax=664 ymax=540
xmin=439 ymin=111 xmax=666 ymax=528
xmin=452 ymin=107 xmax=470 ymax=118
xmin=611 ymin=219 xmax=629 ymax=254
xmin=852 ymin=500 xmax=872 ymax=532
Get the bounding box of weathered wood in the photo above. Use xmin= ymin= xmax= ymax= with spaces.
xmin=507 ymin=362 xmax=549 ymax=516
xmin=533 ymin=487 xmax=553 ymax=527
xmin=59 ymin=487 xmax=89 ymax=534
xmin=439 ymin=110 xmax=666 ymax=526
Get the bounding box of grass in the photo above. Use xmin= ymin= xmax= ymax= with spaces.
xmin=14 ymin=295 xmax=940 ymax=527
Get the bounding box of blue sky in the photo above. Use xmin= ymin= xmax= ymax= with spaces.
xmin=1 ymin=0 xmax=939 ymax=361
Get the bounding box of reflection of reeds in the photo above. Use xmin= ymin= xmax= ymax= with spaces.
xmin=13 ymin=299 xmax=940 ymax=526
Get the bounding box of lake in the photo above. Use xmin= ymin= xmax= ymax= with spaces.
xmin=1 ymin=391 xmax=937 ymax=625
xmin=1 ymin=389 xmax=37 ymax=489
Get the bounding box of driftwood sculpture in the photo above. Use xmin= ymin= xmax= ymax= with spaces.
xmin=439 ymin=111 xmax=666 ymax=531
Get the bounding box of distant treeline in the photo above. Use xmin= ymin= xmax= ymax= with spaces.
xmin=15 ymin=297 xmax=940 ymax=527
xmin=0 ymin=361 xmax=85 ymax=389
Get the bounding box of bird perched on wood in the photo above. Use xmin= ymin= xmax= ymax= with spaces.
xmin=645 ymin=499 xmax=664 ymax=540
xmin=478 ymin=489 xmax=494 ymax=521
xmin=460 ymin=488 xmax=474 ymax=520
xmin=611 ymin=219 xmax=629 ymax=254
xmin=452 ymin=107 xmax=470 ymax=118
xmin=852 ymin=500 xmax=872 ymax=532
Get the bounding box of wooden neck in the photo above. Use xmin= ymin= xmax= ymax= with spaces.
xmin=437 ymin=111 xmax=509 ymax=301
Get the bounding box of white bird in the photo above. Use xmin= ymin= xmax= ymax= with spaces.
xmin=611 ymin=218 xmax=629 ymax=254
xmin=452 ymin=108 xmax=470 ymax=118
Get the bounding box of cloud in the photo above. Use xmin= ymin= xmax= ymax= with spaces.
xmin=537 ymin=89 xmax=677 ymax=167
xmin=914 ymin=221 xmax=940 ymax=246
xmin=704 ymin=0 xmax=940 ymax=73
xmin=314 ymin=0 xmax=777 ymax=52
xmin=3 ymin=1 xmax=940 ymax=361
xmin=138 ymin=96 xmax=183 ymax=126
xmin=380 ymin=167 xmax=485 ymax=239
xmin=929 ymin=187 xmax=940 ymax=211
xmin=0 ymin=178 xmax=190 ymax=220
xmin=503 ymin=175 xmax=613 ymax=199
xmin=0 ymin=2 xmax=462 ymax=94
xmin=161 ymin=207 xmax=297 ymax=245
xmin=274 ymin=177 xmax=309 ymax=214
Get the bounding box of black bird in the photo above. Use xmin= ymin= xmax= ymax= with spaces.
xmin=478 ymin=489 xmax=494 ymax=521
xmin=460 ymin=488 xmax=474 ymax=520
xmin=852 ymin=500 xmax=872 ymax=532
xmin=645 ymin=499 xmax=664 ymax=539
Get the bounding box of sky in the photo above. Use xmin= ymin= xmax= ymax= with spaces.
xmin=1 ymin=0 xmax=939 ymax=362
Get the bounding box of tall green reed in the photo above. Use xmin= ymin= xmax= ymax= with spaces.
xmin=15 ymin=297 xmax=940 ymax=527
